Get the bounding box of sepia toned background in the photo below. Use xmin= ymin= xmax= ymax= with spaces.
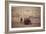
xmin=11 ymin=6 xmax=41 ymax=28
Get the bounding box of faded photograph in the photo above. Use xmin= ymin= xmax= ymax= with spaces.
xmin=11 ymin=6 xmax=41 ymax=28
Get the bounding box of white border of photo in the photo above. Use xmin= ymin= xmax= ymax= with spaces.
xmin=9 ymin=3 xmax=43 ymax=32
